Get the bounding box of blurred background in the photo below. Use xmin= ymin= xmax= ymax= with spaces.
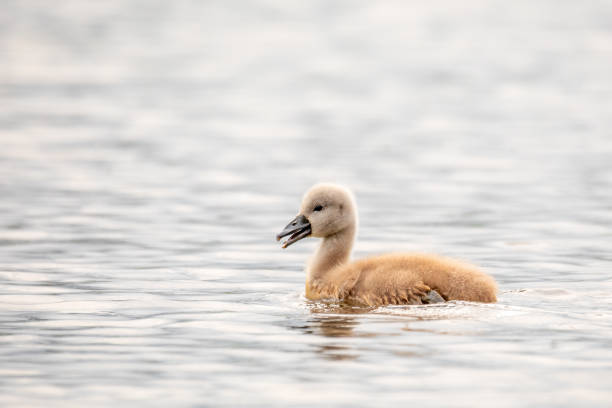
xmin=1 ymin=1 xmax=612 ymax=407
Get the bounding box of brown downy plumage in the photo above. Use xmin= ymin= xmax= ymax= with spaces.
xmin=276 ymin=183 xmax=497 ymax=306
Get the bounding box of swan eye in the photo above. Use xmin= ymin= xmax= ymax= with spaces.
xmin=313 ymin=205 xmax=323 ymax=212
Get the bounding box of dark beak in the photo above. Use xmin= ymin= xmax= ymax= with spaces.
xmin=276 ymin=214 xmax=311 ymax=248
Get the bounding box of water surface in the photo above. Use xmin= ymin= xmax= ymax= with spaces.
xmin=1 ymin=1 xmax=612 ymax=406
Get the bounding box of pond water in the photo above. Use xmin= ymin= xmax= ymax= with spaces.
xmin=1 ymin=1 xmax=612 ymax=406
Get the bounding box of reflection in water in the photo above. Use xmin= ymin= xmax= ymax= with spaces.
xmin=308 ymin=314 xmax=359 ymax=338
xmin=302 ymin=302 xmax=373 ymax=337
xmin=316 ymin=344 xmax=358 ymax=361
xmin=296 ymin=301 xmax=490 ymax=360
xmin=289 ymin=303 xmax=368 ymax=360
xmin=298 ymin=302 xmax=460 ymax=360
xmin=307 ymin=314 xmax=360 ymax=360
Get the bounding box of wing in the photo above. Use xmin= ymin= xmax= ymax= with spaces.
xmin=347 ymin=261 xmax=436 ymax=306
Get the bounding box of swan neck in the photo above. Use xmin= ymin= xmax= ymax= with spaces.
xmin=308 ymin=225 xmax=355 ymax=281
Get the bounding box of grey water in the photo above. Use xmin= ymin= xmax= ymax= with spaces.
xmin=1 ymin=1 xmax=612 ymax=406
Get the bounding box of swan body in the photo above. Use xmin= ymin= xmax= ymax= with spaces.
xmin=276 ymin=183 xmax=497 ymax=306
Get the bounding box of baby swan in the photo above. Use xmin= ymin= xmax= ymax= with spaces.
xmin=276 ymin=183 xmax=497 ymax=306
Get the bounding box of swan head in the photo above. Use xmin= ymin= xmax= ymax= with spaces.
xmin=276 ymin=183 xmax=357 ymax=248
